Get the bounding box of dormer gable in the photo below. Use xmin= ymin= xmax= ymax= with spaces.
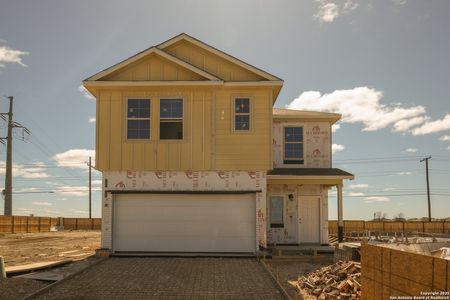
xmin=84 ymin=47 xmax=220 ymax=82
xmin=158 ymin=33 xmax=282 ymax=82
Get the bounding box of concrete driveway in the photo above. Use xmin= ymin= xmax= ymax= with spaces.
xmin=34 ymin=257 xmax=285 ymax=299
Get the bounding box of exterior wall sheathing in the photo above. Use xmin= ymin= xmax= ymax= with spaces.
xmin=101 ymin=171 xmax=267 ymax=251
xmin=267 ymin=184 xmax=329 ymax=245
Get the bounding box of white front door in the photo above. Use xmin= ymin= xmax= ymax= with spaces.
xmin=298 ymin=196 xmax=320 ymax=243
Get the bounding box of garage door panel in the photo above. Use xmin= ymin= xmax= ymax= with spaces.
xmin=116 ymin=221 xmax=255 ymax=237
xmin=113 ymin=193 xmax=256 ymax=253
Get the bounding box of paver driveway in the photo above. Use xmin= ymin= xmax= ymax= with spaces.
xmin=34 ymin=257 xmax=285 ymax=300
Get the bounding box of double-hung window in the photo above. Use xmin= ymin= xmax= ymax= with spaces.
xmin=127 ymin=99 xmax=150 ymax=139
xmin=284 ymin=127 xmax=304 ymax=164
xmin=234 ymin=98 xmax=250 ymax=131
xmin=160 ymin=99 xmax=183 ymax=140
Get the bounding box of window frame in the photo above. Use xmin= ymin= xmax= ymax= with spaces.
xmin=159 ymin=98 xmax=184 ymax=141
xmin=125 ymin=98 xmax=151 ymax=141
xmin=270 ymin=195 xmax=284 ymax=228
xmin=283 ymin=126 xmax=304 ymax=164
xmin=232 ymin=96 xmax=252 ymax=133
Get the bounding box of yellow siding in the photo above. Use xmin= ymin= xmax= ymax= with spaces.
xmin=163 ymin=40 xmax=266 ymax=82
xmin=95 ymin=87 xmax=272 ymax=172
xmin=102 ymin=54 xmax=206 ymax=81
xmin=213 ymin=89 xmax=271 ymax=170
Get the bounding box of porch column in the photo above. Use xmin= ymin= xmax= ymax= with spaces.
xmin=337 ymin=183 xmax=344 ymax=242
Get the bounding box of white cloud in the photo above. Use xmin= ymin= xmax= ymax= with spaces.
xmin=392 ymin=0 xmax=407 ymax=5
xmin=286 ymin=87 xmax=426 ymax=132
xmin=0 ymin=161 xmax=49 ymax=178
xmin=349 ymin=183 xmax=369 ymax=189
xmin=53 ymin=149 xmax=95 ymax=169
xmin=332 ymin=143 xmax=345 ymax=154
xmin=364 ymin=196 xmax=390 ymax=203
xmin=0 ymin=45 xmax=29 ymax=68
xmin=440 ymin=135 xmax=450 ymax=141
xmin=397 ymin=172 xmax=412 ymax=176
xmin=383 ymin=187 xmax=396 ymax=191
xmin=348 ymin=192 xmax=365 ymax=196
xmin=412 ymin=114 xmax=450 ymax=136
xmin=393 ymin=116 xmax=429 ymax=132
xmin=32 ymin=201 xmax=53 ymax=206
xmin=314 ymin=2 xmax=339 ymax=23
xmin=332 ymin=124 xmax=340 ymax=132
xmin=55 ymin=185 xmax=101 ymax=197
xmin=403 ymin=148 xmax=417 ymax=153
xmin=448 ymin=146 xmax=450 ymax=151
xmin=78 ymin=85 xmax=95 ymax=100
xmin=313 ymin=0 xmax=359 ymax=23
xmin=343 ymin=0 xmax=359 ymax=12
xmin=89 ymin=117 xmax=96 ymax=123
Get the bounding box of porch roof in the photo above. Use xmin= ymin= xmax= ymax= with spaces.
xmin=267 ymin=168 xmax=354 ymax=185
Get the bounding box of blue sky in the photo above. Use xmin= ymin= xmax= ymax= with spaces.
xmin=0 ymin=0 xmax=449 ymax=220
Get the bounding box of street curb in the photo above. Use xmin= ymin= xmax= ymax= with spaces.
xmin=21 ymin=256 xmax=108 ymax=300
xmin=260 ymin=260 xmax=292 ymax=300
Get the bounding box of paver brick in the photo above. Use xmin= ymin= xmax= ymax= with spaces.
xmin=34 ymin=257 xmax=285 ymax=299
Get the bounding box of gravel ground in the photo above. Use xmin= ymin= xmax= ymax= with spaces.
xmin=0 ymin=231 xmax=100 ymax=267
xmin=264 ymin=255 xmax=334 ymax=300
xmin=0 ymin=278 xmax=49 ymax=300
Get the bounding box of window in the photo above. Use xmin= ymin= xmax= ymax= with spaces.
xmin=160 ymin=99 xmax=183 ymax=140
xmin=234 ymin=98 xmax=250 ymax=131
xmin=127 ymin=99 xmax=150 ymax=139
xmin=270 ymin=196 xmax=284 ymax=228
xmin=284 ymin=127 xmax=304 ymax=164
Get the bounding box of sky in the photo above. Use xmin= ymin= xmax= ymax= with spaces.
xmin=0 ymin=0 xmax=449 ymax=220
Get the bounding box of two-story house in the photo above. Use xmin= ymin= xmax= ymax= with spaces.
xmin=83 ymin=33 xmax=353 ymax=255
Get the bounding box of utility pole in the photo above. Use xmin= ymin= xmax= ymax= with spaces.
xmin=3 ymin=97 xmax=13 ymax=216
xmin=420 ymin=156 xmax=432 ymax=222
xmin=88 ymin=156 xmax=92 ymax=219
xmin=1 ymin=96 xmax=30 ymax=216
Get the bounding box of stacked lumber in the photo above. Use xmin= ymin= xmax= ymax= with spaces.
xmin=296 ymin=261 xmax=361 ymax=299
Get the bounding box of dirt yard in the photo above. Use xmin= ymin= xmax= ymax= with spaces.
xmin=265 ymin=256 xmax=334 ymax=300
xmin=0 ymin=231 xmax=100 ymax=267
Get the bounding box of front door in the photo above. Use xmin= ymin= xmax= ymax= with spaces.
xmin=298 ymin=196 xmax=320 ymax=243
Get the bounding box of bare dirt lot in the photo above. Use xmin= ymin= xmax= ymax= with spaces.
xmin=265 ymin=256 xmax=334 ymax=300
xmin=0 ymin=231 xmax=100 ymax=267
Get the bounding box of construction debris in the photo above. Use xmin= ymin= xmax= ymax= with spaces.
xmin=293 ymin=261 xmax=361 ymax=299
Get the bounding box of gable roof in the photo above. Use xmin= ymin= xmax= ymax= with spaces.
xmin=84 ymin=46 xmax=221 ymax=82
xmin=157 ymin=33 xmax=283 ymax=82
xmin=273 ymin=108 xmax=341 ymax=124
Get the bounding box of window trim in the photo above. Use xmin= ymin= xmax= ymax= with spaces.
xmin=125 ymin=97 xmax=151 ymax=141
xmin=283 ymin=126 xmax=304 ymax=164
xmin=270 ymin=195 xmax=284 ymax=228
xmin=231 ymin=96 xmax=253 ymax=133
xmin=159 ymin=97 xmax=184 ymax=141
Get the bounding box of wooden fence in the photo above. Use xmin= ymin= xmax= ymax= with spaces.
xmin=328 ymin=220 xmax=450 ymax=235
xmin=0 ymin=216 xmax=101 ymax=233
xmin=361 ymin=243 xmax=450 ymax=299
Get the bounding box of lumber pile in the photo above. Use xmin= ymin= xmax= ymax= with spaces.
xmin=295 ymin=261 xmax=361 ymax=299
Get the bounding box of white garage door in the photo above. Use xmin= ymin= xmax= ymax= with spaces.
xmin=113 ymin=193 xmax=256 ymax=253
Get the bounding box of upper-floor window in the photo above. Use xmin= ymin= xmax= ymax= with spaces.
xmin=127 ymin=99 xmax=150 ymax=139
xmin=284 ymin=127 xmax=304 ymax=164
xmin=234 ymin=98 xmax=250 ymax=131
xmin=160 ymin=99 xmax=183 ymax=140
